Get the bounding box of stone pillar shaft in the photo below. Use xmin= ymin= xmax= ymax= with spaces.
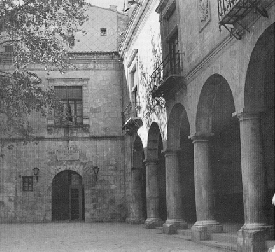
xmin=128 ymin=167 xmax=145 ymax=224
xmin=144 ymin=159 xmax=162 ymax=228
xmin=193 ymin=137 xmax=214 ymax=222
xmin=191 ymin=135 xmax=222 ymax=241
xmin=238 ymin=113 xmax=267 ymax=228
xmin=237 ymin=112 xmax=271 ymax=252
xmin=163 ymin=150 xmax=187 ymax=234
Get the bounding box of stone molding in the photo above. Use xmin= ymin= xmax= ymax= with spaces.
xmin=189 ymin=133 xmax=214 ymax=142
xmin=234 ymin=111 xmax=261 ymax=121
xmin=184 ymin=34 xmax=234 ymax=84
xmin=143 ymin=158 xmax=159 ymax=165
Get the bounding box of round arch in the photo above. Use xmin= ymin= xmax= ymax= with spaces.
xmin=146 ymin=122 xmax=167 ymax=221
xmin=129 ymin=135 xmax=146 ymax=223
xmin=244 ymin=23 xmax=274 ymax=113
xmin=195 ymin=74 xmax=243 ymax=224
xmin=196 ymin=74 xmax=236 ymax=135
xmin=167 ymin=103 xmax=190 ymax=150
xmin=52 ymin=170 xmax=85 ymax=221
xmin=243 ymin=22 xmax=274 ymax=226
xmin=166 ymin=103 xmax=196 ymax=223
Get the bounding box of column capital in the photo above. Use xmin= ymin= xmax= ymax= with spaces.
xmin=143 ymin=159 xmax=158 ymax=165
xmin=163 ymin=149 xmax=180 ymax=157
xmin=232 ymin=111 xmax=261 ymax=121
xmin=189 ymin=133 xmax=214 ymax=143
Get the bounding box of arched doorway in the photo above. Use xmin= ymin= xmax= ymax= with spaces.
xmin=52 ymin=170 xmax=85 ymax=221
xmin=196 ymin=74 xmax=242 ymax=226
xmin=145 ymin=122 xmax=166 ymax=228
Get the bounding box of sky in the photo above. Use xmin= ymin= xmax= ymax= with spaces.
xmin=86 ymin=0 xmax=125 ymax=12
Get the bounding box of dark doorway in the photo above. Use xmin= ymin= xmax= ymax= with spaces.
xmin=52 ymin=170 xmax=85 ymax=221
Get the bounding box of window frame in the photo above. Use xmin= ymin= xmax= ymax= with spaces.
xmin=22 ymin=176 xmax=34 ymax=192
xmin=100 ymin=28 xmax=107 ymax=36
xmin=54 ymin=86 xmax=83 ymax=127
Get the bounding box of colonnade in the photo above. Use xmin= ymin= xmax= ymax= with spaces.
xmin=139 ymin=111 xmax=270 ymax=250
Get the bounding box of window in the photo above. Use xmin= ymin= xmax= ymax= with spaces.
xmin=22 ymin=176 xmax=33 ymax=192
xmin=168 ymin=31 xmax=179 ymax=74
xmin=4 ymin=45 xmax=13 ymax=52
xmin=54 ymin=86 xmax=83 ymax=126
xmin=100 ymin=28 xmax=107 ymax=36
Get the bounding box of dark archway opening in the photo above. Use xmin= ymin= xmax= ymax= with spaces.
xmin=132 ymin=136 xmax=147 ymax=222
xmin=196 ymin=74 xmax=243 ymax=224
xmin=244 ymin=23 xmax=274 ymax=226
xmin=52 ymin=170 xmax=85 ymax=221
xmin=168 ymin=103 xmax=195 ymax=225
xmin=157 ymin=135 xmax=167 ymax=221
xmin=179 ymin=130 xmax=196 ymax=223
xmin=147 ymin=122 xmax=167 ymax=222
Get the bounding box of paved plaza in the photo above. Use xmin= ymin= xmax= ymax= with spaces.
xmin=0 ymin=222 xmax=223 ymax=252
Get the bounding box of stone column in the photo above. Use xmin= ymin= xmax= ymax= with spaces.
xmin=144 ymin=159 xmax=163 ymax=229
xmin=163 ymin=150 xmax=187 ymax=234
xmin=236 ymin=112 xmax=271 ymax=252
xmin=191 ymin=135 xmax=222 ymax=241
xmin=126 ymin=167 xmax=145 ymax=224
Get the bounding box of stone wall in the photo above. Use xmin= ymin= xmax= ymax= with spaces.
xmin=0 ymin=53 xmax=127 ymax=223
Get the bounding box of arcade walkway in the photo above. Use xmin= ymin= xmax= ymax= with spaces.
xmin=0 ymin=222 xmax=223 ymax=252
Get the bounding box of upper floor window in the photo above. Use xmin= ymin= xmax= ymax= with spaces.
xmin=168 ymin=31 xmax=179 ymax=74
xmin=4 ymin=45 xmax=13 ymax=52
xmin=100 ymin=28 xmax=107 ymax=36
xmin=54 ymin=86 xmax=83 ymax=126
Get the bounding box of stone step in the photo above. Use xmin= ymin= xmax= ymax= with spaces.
xmin=200 ymin=240 xmax=237 ymax=251
xmin=210 ymin=232 xmax=238 ymax=244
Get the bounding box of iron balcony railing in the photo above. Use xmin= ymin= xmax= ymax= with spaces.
xmin=122 ymin=101 xmax=138 ymax=126
xmin=218 ymin=0 xmax=266 ymax=24
xmin=150 ymin=51 xmax=183 ymax=88
xmin=0 ymin=52 xmax=13 ymax=64
xmin=217 ymin=0 xmax=268 ymax=39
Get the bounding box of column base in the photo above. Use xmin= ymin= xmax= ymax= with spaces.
xmin=125 ymin=217 xmax=145 ymax=224
xmin=144 ymin=218 xmax=164 ymax=229
xmin=237 ymin=224 xmax=273 ymax=252
xmin=163 ymin=219 xmax=188 ymax=234
xmin=191 ymin=220 xmax=223 ymax=241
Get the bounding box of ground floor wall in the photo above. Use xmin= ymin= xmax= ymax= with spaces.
xmin=0 ymin=137 xmax=126 ymax=223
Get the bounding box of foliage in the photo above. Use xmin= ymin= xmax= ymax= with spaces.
xmin=138 ymin=31 xmax=166 ymax=128
xmin=0 ymin=0 xmax=87 ymax=140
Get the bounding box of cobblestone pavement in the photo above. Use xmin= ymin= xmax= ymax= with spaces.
xmin=0 ymin=222 xmax=223 ymax=252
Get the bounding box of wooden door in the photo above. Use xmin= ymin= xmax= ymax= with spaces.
xmin=69 ymin=186 xmax=83 ymax=221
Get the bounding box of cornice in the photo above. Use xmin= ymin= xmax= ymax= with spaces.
xmin=119 ymin=0 xmax=154 ymax=57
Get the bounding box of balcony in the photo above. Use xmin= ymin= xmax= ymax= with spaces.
xmin=150 ymin=52 xmax=185 ymax=99
xmin=218 ymin=0 xmax=269 ymax=39
xmin=0 ymin=52 xmax=13 ymax=64
xmin=122 ymin=102 xmax=142 ymax=135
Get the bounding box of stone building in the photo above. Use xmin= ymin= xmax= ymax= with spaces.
xmin=120 ymin=0 xmax=274 ymax=251
xmin=0 ymin=5 xmax=128 ymax=223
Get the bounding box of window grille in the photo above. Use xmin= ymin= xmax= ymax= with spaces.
xmin=22 ymin=176 xmax=33 ymax=192
xmin=54 ymin=86 xmax=83 ymax=126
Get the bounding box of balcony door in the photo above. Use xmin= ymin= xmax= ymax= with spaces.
xmin=168 ymin=32 xmax=179 ymax=75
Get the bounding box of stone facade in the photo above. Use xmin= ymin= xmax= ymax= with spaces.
xmin=120 ymin=0 xmax=274 ymax=251
xmin=0 ymin=5 xmax=128 ymax=223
